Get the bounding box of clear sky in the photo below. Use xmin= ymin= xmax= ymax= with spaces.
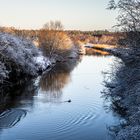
xmin=0 ymin=0 xmax=117 ymax=30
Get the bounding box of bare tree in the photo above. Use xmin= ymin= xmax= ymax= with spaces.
xmin=108 ymin=0 xmax=140 ymax=48
xmin=43 ymin=20 xmax=64 ymax=31
xmin=108 ymin=0 xmax=140 ymax=32
xmin=39 ymin=21 xmax=73 ymax=60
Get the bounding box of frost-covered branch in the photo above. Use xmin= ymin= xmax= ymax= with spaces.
xmin=0 ymin=33 xmax=51 ymax=86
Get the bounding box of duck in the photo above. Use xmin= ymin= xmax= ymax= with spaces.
xmin=67 ymin=99 xmax=71 ymax=103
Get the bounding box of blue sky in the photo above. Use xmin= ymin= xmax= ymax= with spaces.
xmin=0 ymin=0 xmax=117 ymax=30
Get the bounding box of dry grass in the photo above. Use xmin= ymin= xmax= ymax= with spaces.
xmin=86 ymin=48 xmax=109 ymax=56
xmin=92 ymin=44 xmax=116 ymax=49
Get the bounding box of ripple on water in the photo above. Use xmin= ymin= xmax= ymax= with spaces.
xmin=0 ymin=109 xmax=27 ymax=129
xmin=47 ymin=101 xmax=102 ymax=136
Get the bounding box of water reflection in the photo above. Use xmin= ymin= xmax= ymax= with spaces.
xmin=0 ymin=109 xmax=26 ymax=129
xmin=39 ymin=58 xmax=81 ymax=102
xmin=86 ymin=48 xmax=110 ymax=56
xmin=0 ymin=55 xmax=121 ymax=140
xmin=0 ymin=80 xmax=37 ymax=129
xmin=0 ymin=58 xmax=81 ymax=129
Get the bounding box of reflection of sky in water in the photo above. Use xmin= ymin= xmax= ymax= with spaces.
xmin=0 ymin=56 xmax=119 ymax=140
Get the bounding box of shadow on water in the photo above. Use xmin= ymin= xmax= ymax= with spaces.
xmin=0 ymin=80 xmax=38 ymax=130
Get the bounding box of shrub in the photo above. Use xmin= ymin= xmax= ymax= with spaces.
xmin=39 ymin=21 xmax=73 ymax=60
xmin=39 ymin=30 xmax=73 ymax=60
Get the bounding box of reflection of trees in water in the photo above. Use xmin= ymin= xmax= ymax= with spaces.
xmin=0 ymin=81 xmax=36 ymax=111
xmin=86 ymin=48 xmax=110 ymax=56
xmin=40 ymin=72 xmax=70 ymax=100
xmin=103 ymin=59 xmax=140 ymax=139
xmin=0 ymin=58 xmax=81 ymax=130
xmin=0 ymin=80 xmax=37 ymax=129
xmin=40 ymin=59 xmax=81 ymax=102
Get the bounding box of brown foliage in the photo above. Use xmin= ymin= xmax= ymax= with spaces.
xmin=38 ymin=30 xmax=73 ymax=59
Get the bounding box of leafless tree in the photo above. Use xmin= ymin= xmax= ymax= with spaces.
xmin=43 ymin=20 xmax=64 ymax=31
xmin=39 ymin=21 xmax=73 ymax=60
xmin=108 ymin=0 xmax=140 ymax=48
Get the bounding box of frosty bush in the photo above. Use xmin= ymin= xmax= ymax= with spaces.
xmin=103 ymin=1 xmax=140 ymax=139
xmin=0 ymin=62 xmax=9 ymax=84
xmin=0 ymin=33 xmax=50 ymax=85
xmin=103 ymin=58 xmax=140 ymax=140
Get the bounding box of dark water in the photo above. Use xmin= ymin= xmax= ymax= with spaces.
xmin=0 ymin=56 xmax=120 ymax=140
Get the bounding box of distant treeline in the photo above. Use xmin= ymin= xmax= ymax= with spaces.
xmin=0 ymin=27 xmax=125 ymax=46
xmin=66 ymin=30 xmax=124 ymax=45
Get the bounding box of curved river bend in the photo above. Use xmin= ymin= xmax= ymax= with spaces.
xmin=0 ymin=56 xmax=120 ymax=140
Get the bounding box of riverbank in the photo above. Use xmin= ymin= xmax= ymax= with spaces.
xmin=103 ymin=47 xmax=140 ymax=140
xmin=0 ymin=55 xmax=119 ymax=140
xmin=0 ymin=33 xmax=52 ymax=89
xmin=0 ymin=32 xmax=79 ymax=92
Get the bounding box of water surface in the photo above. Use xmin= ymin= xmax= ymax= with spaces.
xmin=0 ymin=56 xmax=120 ymax=140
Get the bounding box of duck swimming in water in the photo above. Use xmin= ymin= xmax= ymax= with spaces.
xmin=63 ymin=99 xmax=71 ymax=103
xmin=67 ymin=99 xmax=71 ymax=103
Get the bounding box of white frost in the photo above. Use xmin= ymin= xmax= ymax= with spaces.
xmin=34 ymin=54 xmax=51 ymax=71
xmin=0 ymin=33 xmax=51 ymax=84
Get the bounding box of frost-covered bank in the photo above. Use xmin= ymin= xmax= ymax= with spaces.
xmin=0 ymin=33 xmax=51 ymax=87
xmin=103 ymin=47 xmax=140 ymax=140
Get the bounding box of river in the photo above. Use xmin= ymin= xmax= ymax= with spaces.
xmin=0 ymin=55 xmax=120 ymax=140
